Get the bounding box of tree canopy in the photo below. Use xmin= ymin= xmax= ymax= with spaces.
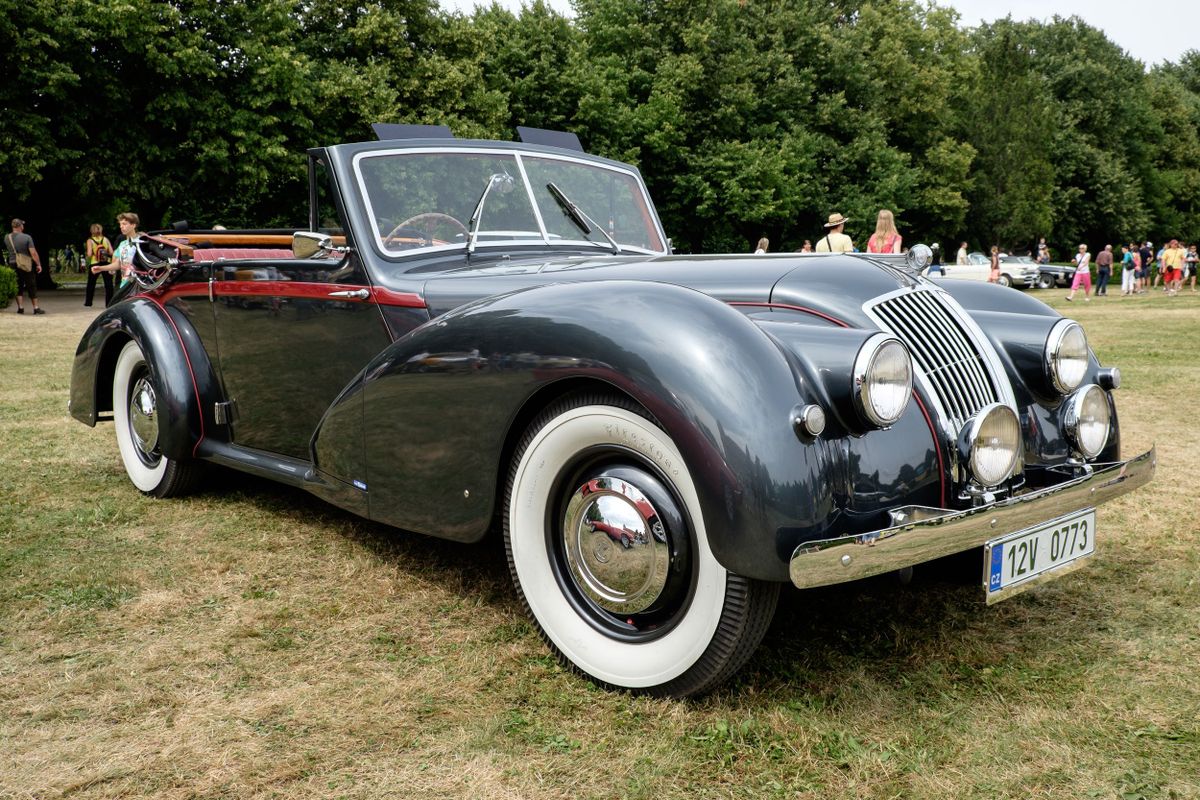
xmin=3 ymin=0 xmax=1198 ymax=258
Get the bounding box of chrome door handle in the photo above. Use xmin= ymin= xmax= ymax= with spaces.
xmin=327 ymin=288 xmax=370 ymax=299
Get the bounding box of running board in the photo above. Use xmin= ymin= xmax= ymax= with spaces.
xmin=196 ymin=440 xmax=369 ymax=519
xmin=198 ymin=440 xmax=318 ymax=488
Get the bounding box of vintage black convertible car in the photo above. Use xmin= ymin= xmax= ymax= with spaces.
xmin=70 ymin=127 xmax=1154 ymax=697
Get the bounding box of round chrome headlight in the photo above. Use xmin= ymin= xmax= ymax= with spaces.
xmin=1046 ymin=320 xmax=1089 ymax=394
xmin=1065 ymin=384 xmax=1111 ymax=459
xmin=963 ymin=403 xmax=1021 ymax=487
xmin=906 ymin=244 xmax=932 ymax=271
xmin=853 ymin=335 xmax=913 ymax=428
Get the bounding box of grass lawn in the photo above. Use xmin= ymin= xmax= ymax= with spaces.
xmin=1 ymin=286 xmax=1197 ymax=799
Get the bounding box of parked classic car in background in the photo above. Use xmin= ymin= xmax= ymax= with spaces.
xmin=1036 ymin=259 xmax=1081 ymax=289
xmin=70 ymin=126 xmax=1154 ymax=697
xmin=931 ymin=251 xmax=1037 ymax=288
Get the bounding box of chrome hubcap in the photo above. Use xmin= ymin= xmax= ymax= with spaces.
xmin=129 ymin=376 xmax=159 ymax=458
xmin=561 ymin=477 xmax=670 ymax=615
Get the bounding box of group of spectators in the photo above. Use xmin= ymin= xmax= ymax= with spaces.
xmin=3 ymin=214 xmax=143 ymax=313
xmin=751 ymin=216 xmax=1200 ymax=304
xmin=753 ymin=209 xmax=906 ymax=256
xmin=1063 ymin=239 xmax=1197 ymax=301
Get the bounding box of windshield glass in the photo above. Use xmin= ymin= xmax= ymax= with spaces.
xmin=523 ymin=156 xmax=662 ymax=251
xmin=354 ymin=149 xmax=665 ymax=256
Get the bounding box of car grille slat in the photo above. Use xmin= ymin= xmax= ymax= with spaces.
xmin=908 ymin=292 xmax=996 ymax=408
xmin=875 ymin=294 xmax=980 ymax=424
xmin=873 ymin=300 xmax=974 ymax=424
xmin=870 ymin=289 xmax=1001 ymax=430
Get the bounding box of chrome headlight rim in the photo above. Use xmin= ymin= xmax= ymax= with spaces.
xmin=905 ymin=244 xmax=932 ymax=272
xmin=960 ymin=402 xmax=1022 ymax=488
xmin=1045 ymin=319 xmax=1089 ymax=395
xmin=852 ymin=334 xmax=913 ymax=429
xmin=1064 ymin=384 xmax=1112 ymax=459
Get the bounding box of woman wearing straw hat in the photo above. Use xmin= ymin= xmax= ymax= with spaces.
xmin=814 ymin=212 xmax=854 ymax=253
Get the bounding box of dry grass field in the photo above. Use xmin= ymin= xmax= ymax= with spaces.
xmin=1 ymin=286 xmax=1197 ymax=799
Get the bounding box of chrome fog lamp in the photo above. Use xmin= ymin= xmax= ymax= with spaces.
xmin=1046 ymin=320 xmax=1089 ymax=394
xmin=1065 ymin=384 xmax=1111 ymax=459
xmin=962 ymin=403 xmax=1021 ymax=487
xmin=853 ymin=335 xmax=913 ymax=428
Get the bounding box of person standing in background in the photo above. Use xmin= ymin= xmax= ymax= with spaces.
xmin=865 ymin=209 xmax=902 ymax=253
xmin=956 ymin=241 xmax=969 ymax=265
xmin=1066 ymin=243 xmax=1092 ymax=302
xmin=4 ymin=218 xmax=44 ymax=315
xmin=1160 ymin=238 xmax=1185 ymax=295
xmin=84 ymin=223 xmax=115 ymax=307
xmin=1095 ymin=244 xmax=1113 ymax=296
xmin=93 ymin=212 xmax=141 ymax=290
xmin=928 ymin=243 xmax=943 ymax=276
xmin=814 ymin=213 xmax=854 ymax=253
xmin=1120 ymin=244 xmax=1136 ymax=296
xmin=753 ymin=237 xmax=769 ymax=254
xmin=987 ymin=246 xmax=1001 ymax=283
xmin=1138 ymin=241 xmax=1153 ymax=293
xmin=1186 ymin=244 xmax=1198 ymax=292
xmin=1037 ymin=237 xmax=1050 ymax=265
xmin=798 ymin=240 xmax=813 ymax=253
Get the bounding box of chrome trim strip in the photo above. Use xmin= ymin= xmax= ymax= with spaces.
xmin=788 ymin=446 xmax=1155 ymax=589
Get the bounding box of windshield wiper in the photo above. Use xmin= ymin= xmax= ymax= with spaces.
xmin=546 ymin=182 xmax=620 ymax=255
xmin=467 ymin=172 xmax=515 ymax=258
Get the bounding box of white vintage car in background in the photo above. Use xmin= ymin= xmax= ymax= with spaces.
xmin=932 ymin=252 xmax=1038 ymax=288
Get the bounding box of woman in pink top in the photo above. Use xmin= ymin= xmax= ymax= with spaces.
xmin=1066 ymin=244 xmax=1092 ymax=302
xmin=866 ymin=209 xmax=902 ymax=254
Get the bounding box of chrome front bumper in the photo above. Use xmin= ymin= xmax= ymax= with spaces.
xmin=789 ymin=446 xmax=1156 ymax=589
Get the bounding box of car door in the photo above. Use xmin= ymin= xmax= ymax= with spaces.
xmin=211 ymin=252 xmax=391 ymax=460
xmin=941 ymin=252 xmax=990 ymax=282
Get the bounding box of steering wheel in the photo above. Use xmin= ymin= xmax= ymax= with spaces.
xmin=383 ymin=212 xmax=468 ymax=248
xmin=129 ymin=236 xmax=182 ymax=292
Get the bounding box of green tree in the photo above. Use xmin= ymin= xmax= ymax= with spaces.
xmin=963 ymin=19 xmax=1056 ymax=251
xmin=1019 ymin=17 xmax=1153 ymax=251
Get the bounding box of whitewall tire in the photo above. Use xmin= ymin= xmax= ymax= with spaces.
xmin=112 ymin=340 xmax=201 ymax=497
xmin=504 ymin=393 xmax=778 ymax=697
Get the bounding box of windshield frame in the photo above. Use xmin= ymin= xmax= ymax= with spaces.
xmin=351 ymin=146 xmax=668 ymax=261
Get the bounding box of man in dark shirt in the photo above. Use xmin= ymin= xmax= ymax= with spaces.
xmin=1095 ymin=244 xmax=1114 ymax=296
xmin=928 ymin=242 xmax=944 ymax=275
xmin=4 ymin=218 xmax=44 ymax=314
xmin=1138 ymin=242 xmax=1154 ymax=294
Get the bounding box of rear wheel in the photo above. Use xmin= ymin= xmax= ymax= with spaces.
xmin=998 ymin=273 xmax=1013 ymax=287
xmin=1038 ymin=273 xmax=1055 ymax=290
xmin=504 ymin=394 xmax=779 ymax=697
xmin=112 ymin=340 xmax=202 ymax=497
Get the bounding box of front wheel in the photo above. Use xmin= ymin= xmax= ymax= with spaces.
xmin=504 ymin=394 xmax=779 ymax=697
xmin=998 ymin=273 xmax=1013 ymax=287
xmin=112 ymin=340 xmax=202 ymax=497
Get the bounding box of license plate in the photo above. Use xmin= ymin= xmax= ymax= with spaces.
xmin=984 ymin=508 xmax=1096 ymax=602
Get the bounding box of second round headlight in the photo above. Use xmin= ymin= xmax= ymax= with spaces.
xmin=1046 ymin=320 xmax=1089 ymax=394
xmin=1065 ymin=384 xmax=1111 ymax=459
xmin=853 ymin=335 xmax=913 ymax=428
xmin=964 ymin=404 xmax=1022 ymax=487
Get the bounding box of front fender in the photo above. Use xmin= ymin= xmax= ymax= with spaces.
xmin=333 ymin=280 xmax=843 ymax=579
xmin=69 ymin=297 xmax=219 ymax=461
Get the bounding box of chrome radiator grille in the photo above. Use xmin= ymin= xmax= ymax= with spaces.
xmin=869 ymin=290 xmax=1000 ymax=430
